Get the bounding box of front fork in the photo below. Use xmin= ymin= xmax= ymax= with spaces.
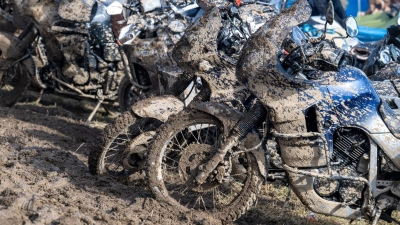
xmin=195 ymin=100 xmax=268 ymax=184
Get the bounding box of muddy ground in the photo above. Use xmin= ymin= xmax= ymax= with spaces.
xmin=0 ymin=93 xmax=392 ymax=225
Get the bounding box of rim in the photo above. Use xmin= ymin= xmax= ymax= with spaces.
xmin=157 ymin=120 xmax=253 ymax=211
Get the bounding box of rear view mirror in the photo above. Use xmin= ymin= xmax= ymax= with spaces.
xmin=325 ymin=0 xmax=334 ymax=25
xmin=397 ymin=13 xmax=400 ymax=25
xmin=345 ymin=16 xmax=358 ymax=37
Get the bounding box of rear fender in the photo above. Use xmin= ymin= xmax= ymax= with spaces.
xmin=189 ymin=101 xmax=267 ymax=178
xmin=131 ymin=95 xmax=184 ymax=122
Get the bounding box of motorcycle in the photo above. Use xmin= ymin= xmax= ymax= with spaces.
xmin=350 ymin=12 xmax=400 ymax=74
xmin=88 ymin=0 xmax=278 ymax=187
xmin=146 ymin=0 xmax=400 ymax=224
xmin=0 ymin=0 xmax=199 ymax=121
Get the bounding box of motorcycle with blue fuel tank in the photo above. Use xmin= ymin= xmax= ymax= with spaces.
xmin=145 ymin=0 xmax=400 ymax=224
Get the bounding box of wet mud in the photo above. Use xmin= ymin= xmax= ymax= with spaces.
xmin=0 ymin=103 xmax=223 ymax=225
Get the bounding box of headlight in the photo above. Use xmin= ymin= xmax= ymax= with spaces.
xmin=379 ymin=49 xmax=391 ymax=65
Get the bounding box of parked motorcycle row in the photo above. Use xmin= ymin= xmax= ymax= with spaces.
xmin=3 ymin=0 xmax=400 ymax=224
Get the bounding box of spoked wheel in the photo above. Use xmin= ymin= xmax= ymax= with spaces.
xmin=147 ymin=109 xmax=261 ymax=222
xmin=88 ymin=111 xmax=162 ymax=180
xmin=0 ymin=62 xmax=30 ymax=107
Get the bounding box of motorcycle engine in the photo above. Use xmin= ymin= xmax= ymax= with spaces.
xmin=313 ymin=128 xmax=370 ymax=204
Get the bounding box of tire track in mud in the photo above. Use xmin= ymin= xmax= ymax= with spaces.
xmin=0 ymin=104 xmax=221 ymax=225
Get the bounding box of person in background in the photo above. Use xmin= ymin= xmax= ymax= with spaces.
xmin=356 ymin=0 xmax=400 ymax=29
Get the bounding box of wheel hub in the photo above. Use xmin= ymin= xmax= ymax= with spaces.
xmin=122 ymin=131 xmax=155 ymax=170
xmin=178 ymin=143 xmax=219 ymax=192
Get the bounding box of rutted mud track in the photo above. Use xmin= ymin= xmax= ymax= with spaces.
xmin=0 ymin=102 xmax=363 ymax=225
xmin=0 ymin=103 xmax=223 ymax=225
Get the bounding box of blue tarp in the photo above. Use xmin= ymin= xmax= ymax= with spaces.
xmin=357 ymin=25 xmax=387 ymax=42
xmin=345 ymin=0 xmax=370 ymax=17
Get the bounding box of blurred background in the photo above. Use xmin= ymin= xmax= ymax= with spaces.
xmin=287 ymin=0 xmax=400 ymax=42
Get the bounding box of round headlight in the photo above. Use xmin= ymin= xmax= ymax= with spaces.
xmin=379 ymin=49 xmax=391 ymax=65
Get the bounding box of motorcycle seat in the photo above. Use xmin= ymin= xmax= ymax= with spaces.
xmin=380 ymin=96 xmax=400 ymax=139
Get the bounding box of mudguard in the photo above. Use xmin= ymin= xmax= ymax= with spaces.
xmin=131 ymin=95 xmax=184 ymax=122
xmin=189 ymin=101 xmax=268 ymax=178
xmin=189 ymin=101 xmax=243 ymax=136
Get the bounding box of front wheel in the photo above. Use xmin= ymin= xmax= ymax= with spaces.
xmin=0 ymin=62 xmax=30 ymax=107
xmin=147 ymin=109 xmax=262 ymax=222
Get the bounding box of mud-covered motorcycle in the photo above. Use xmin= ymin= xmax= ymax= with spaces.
xmin=88 ymin=0 xmax=277 ymax=187
xmin=146 ymin=0 xmax=400 ymax=224
xmin=0 ymin=0 xmax=198 ymax=120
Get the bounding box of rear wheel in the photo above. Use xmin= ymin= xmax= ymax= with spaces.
xmin=88 ymin=110 xmax=162 ymax=180
xmin=147 ymin=109 xmax=261 ymax=222
xmin=0 ymin=62 xmax=30 ymax=107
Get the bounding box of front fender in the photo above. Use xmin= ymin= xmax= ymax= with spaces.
xmin=188 ymin=101 xmax=243 ymax=136
xmin=189 ymin=101 xmax=267 ymax=178
xmin=131 ymin=95 xmax=184 ymax=122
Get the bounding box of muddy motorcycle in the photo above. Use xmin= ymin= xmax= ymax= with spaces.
xmin=88 ymin=1 xmax=278 ymax=185
xmin=350 ymin=12 xmax=400 ymax=74
xmin=146 ymin=0 xmax=400 ymax=224
xmin=0 ymin=0 xmax=198 ymax=121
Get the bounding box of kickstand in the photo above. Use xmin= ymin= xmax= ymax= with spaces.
xmin=35 ymin=89 xmax=44 ymax=104
xmin=280 ymin=187 xmax=292 ymax=216
xmin=85 ymin=99 xmax=103 ymax=125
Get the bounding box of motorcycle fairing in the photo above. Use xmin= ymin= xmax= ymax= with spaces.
xmin=327 ymin=67 xmax=400 ymax=170
xmin=326 ymin=66 xmax=390 ymax=134
xmin=58 ymin=0 xmax=95 ymax=23
xmin=172 ymin=7 xmax=249 ymax=103
xmin=131 ymin=96 xmax=184 ymax=122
